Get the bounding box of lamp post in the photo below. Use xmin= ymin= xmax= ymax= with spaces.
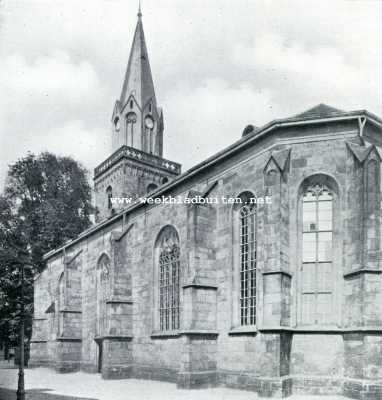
xmin=9 ymin=241 xmax=31 ymax=400
xmin=16 ymin=260 xmax=25 ymax=400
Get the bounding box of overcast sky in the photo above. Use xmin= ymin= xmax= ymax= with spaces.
xmin=1 ymin=0 xmax=382 ymax=190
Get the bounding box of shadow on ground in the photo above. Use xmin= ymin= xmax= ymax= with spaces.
xmin=0 ymin=387 xmax=97 ymax=400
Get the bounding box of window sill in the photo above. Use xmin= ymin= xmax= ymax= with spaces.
xmin=180 ymin=330 xmax=219 ymax=337
xmin=229 ymin=325 xmax=258 ymax=335
xmin=257 ymin=325 xmax=382 ymax=334
xmin=59 ymin=308 xmax=82 ymax=314
xmin=344 ymin=268 xmax=382 ymax=278
xmin=56 ymin=337 xmax=82 ymax=342
xmin=151 ymin=330 xmax=219 ymax=339
xmin=151 ymin=331 xmax=181 ymax=339
xmin=94 ymin=335 xmax=133 ymax=341
xmin=105 ymin=298 xmax=133 ymax=305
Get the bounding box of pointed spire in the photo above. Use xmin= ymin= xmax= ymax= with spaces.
xmin=138 ymin=1 xmax=142 ymax=18
xmin=119 ymin=4 xmax=156 ymax=109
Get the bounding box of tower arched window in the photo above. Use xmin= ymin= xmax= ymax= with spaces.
xmin=106 ymin=186 xmax=113 ymax=210
xmin=126 ymin=112 xmax=137 ymax=147
xmin=147 ymin=183 xmax=158 ymax=193
xmin=144 ymin=116 xmax=155 ymax=154
xmin=96 ymin=254 xmax=110 ymax=337
xmin=155 ymin=226 xmax=180 ymax=331
xmin=114 ymin=117 xmax=120 ymax=132
xmin=301 ymin=181 xmax=334 ymax=325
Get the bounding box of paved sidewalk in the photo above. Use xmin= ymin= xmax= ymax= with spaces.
xmin=0 ymin=360 xmax=17 ymax=370
xmin=0 ymin=368 xmax=348 ymax=400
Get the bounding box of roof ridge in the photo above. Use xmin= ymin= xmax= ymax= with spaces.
xmin=293 ymin=103 xmax=344 ymax=119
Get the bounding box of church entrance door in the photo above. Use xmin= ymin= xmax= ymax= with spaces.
xmin=96 ymin=339 xmax=103 ymax=373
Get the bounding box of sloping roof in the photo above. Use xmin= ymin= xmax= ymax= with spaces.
xmin=293 ymin=103 xmax=344 ymax=119
xmin=119 ymin=13 xmax=156 ymax=108
xmin=43 ymin=106 xmax=382 ymax=261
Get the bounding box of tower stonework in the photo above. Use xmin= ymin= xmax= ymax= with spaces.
xmin=94 ymin=10 xmax=181 ymax=221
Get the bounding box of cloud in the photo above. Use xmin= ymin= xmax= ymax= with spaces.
xmin=163 ymin=78 xmax=274 ymax=170
xmin=2 ymin=0 xmax=382 ymax=191
xmin=0 ymin=50 xmax=109 ymax=186
xmin=0 ymin=51 xmax=103 ymax=111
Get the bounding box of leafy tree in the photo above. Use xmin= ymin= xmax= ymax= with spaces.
xmin=0 ymin=152 xmax=94 ymax=353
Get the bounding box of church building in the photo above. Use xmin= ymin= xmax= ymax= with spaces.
xmin=30 ymin=8 xmax=382 ymax=399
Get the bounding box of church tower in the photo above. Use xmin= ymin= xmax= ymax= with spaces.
xmin=94 ymin=6 xmax=181 ymax=221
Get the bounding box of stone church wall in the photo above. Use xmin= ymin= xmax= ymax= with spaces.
xmin=31 ymin=118 xmax=382 ymax=398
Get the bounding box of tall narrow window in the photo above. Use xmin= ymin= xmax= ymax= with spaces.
xmin=156 ymin=226 xmax=180 ymax=331
xmin=57 ymin=273 xmax=65 ymax=336
xmin=366 ymin=159 xmax=379 ymax=251
xmin=238 ymin=194 xmax=257 ymax=326
xmin=301 ymin=184 xmax=333 ymax=325
xmin=106 ymin=186 xmax=113 ymax=210
xmin=96 ymin=254 xmax=110 ymax=337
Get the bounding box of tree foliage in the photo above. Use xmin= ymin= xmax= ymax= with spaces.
xmin=0 ymin=152 xmax=94 ymax=349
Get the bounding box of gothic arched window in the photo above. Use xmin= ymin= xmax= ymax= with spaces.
xmin=301 ymin=182 xmax=333 ymax=325
xmin=96 ymin=254 xmax=110 ymax=337
xmin=106 ymin=186 xmax=113 ymax=210
xmin=232 ymin=191 xmax=257 ymax=327
xmin=238 ymin=194 xmax=257 ymax=326
xmin=155 ymin=226 xmax=180 ymax=331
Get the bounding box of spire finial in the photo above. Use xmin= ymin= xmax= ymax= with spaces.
xmin=138 ymin=1 xmax=142 ymax=18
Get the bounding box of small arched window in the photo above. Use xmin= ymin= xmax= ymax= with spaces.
xmin=106 ymin=186 xmax=113 ymax=210
xmin=147 ymin=183 xmax=158 ymax=193
xmin=301 ymin=181 xmax=334 ymax=325
xmin=155 ymin=226 xmax=180 ymax=331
